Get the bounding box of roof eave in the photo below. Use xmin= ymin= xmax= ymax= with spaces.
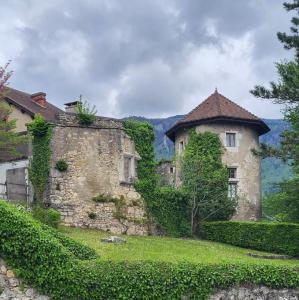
xmin=166 ymin=117 xmax=270 ymax=142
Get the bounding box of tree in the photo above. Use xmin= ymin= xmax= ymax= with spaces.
xmin=181 ymin=130 xmax=236 ymax=234
xmin=0 ymin=62 xmax=28 ymax=162
xmin=251 ymin=1 xmax=299 ymax=222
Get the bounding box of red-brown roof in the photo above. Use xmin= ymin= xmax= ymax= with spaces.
xmin=4 ymin=87 xmax=63 ymax=121
xmin=166 ymin=90 xmax=270 ymax=141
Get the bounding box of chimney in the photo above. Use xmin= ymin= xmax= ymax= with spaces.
xmin=31 ymin=92 xmax=47 ymax=107
xmin=64 ymin=101 xmax=79 ymax=113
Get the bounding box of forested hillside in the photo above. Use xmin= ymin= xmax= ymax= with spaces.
xmin=129 ymin=116 xmax=292 ymax=195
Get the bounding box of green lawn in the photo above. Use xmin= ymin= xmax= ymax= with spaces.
xmin=62 ymin=227 xmax=299 ymax=267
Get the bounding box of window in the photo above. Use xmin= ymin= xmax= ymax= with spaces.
xmin=228 ymin=182 xmax=237 ymax=199
xmin=170 ymin=166 xmax=175 ymax=174
xmin=228 ymin=167 xmax=237 ymax=179
xmin=226 ymin=132 xmax=236 ymax=147
xmin=123 ymin=157 xmax=132 ymax=182
xmin=179 ymin=141 xmax=185 ymax=153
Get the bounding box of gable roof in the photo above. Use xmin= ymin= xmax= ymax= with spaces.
xmin=4 ymin=87 xmax=63 ymax=122
xmin=166 ymin=90 xmax=270 ymax=141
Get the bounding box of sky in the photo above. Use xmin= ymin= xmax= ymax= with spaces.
xmin=0 ymin=0 xmax=295 ymax=119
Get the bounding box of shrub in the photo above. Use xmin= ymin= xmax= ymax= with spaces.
xmin=75 ymin=99 xmax=97 ymax=126
xmin=200 ymin=221 xmax=299 ymax=257
xmin=40 ymin=224 xmax=97 ymax=260
xmin=31 ymin=206 xmax=61 ymax=228
xmin=152 ymin=187 xmax=190 ymax=236
xmin=55 ymin=159 xmax=68 ymax=172
xmin=0 ymin=200 xmax=298 ymax=300
xmin=88 ymin=212 xmax=96 ymax=220
xmin=92 ymin=193 xmax=118 ymax=203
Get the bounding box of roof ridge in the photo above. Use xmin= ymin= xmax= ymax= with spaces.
xmin=6 ymin=86 xmax=31 ymax=96
xmin=179 ymin=92 xmax=215 ymax=123
xmin=215 ymin=91 xmax=222 ymax=115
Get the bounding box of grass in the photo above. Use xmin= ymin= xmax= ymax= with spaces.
xmin=62 ymin=227 xmax=299 ymax=267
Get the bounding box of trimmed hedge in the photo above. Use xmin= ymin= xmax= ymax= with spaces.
xmin=201 ymin=221 xmax=299 ymax=257
xmin=0 ymin=201 xmax=298 ymax=299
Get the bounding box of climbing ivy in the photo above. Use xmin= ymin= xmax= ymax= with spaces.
xmin=123 ymin=119 xmax=189 ymax=236
xmin=27 ymin=114 xmax=53 ymax=203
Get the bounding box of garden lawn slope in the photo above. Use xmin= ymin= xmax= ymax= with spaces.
xmin=0 ymin=200 xmax=298 ymax=300
xmin=63 ymin=227 xmax=299 ymax=267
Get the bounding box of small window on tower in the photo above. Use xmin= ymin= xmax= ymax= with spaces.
xmin=228 ymin=167 xmax=237 ymax=179
xmin=179 ymin=141 xmax=185 ymax=153
xmin=226 ymin=132 xmax=236 ymax=147
xmin=228 ymin=182 xmax=237 ymax=199
xmin=170 ymin=167 xmax=175 ymax=174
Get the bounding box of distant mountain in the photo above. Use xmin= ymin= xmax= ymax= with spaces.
xmin=129 ymin=116 xmax=292 ymax=195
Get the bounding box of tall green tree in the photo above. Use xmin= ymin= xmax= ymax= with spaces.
xmin=251 ymin=1 xmax=299 ymax=222
xmin=0 ymin=62 xmax=28 ymax=162
xmin=181 ymin=130 xmax=236 ymax=234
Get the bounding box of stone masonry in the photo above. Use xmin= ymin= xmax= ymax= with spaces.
xmin=46 ymin=113 xmax=148 ymax=235
xmin=209 ymin=285 xmax=298 ymax=300
xmin=174 ymin=123 xmax=262 ymax=221
xmin=0 ymin=258 xmax=50 ymax=300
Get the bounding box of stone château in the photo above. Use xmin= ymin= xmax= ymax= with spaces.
xmin=165 ymin=90 xmax=270 ymax=221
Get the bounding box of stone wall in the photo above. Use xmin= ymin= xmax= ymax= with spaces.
xmin=209 ymin=285 xmax=298 ymax=300
xmin=156 ymin=161 xmax=175 ymax=186
xmin=174 ymin=122 xmax=262 ymax=221
xmin=0 ymin=258 xmax=50 ymax=300
xmin=46 ymin=113 xmax=148 ymax=235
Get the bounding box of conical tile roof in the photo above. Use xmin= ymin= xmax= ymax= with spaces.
xmin=166 ymin=90 xmax=270 ymax=141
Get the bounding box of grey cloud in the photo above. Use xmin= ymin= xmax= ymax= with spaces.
xmin=0 ymin=0 xmax=294 ymax=119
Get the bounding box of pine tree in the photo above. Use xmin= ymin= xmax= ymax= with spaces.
xmin=0 ymin=62 xmax=28 ymax=162
xmin=251 ymin=1 xmax=299 ymax=222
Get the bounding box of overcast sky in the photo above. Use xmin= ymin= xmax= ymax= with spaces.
xmin=0 ymin=0 xmax=295 ymax=119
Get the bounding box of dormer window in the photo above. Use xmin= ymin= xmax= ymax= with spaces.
xmin=226 ymin=132 xmax=236 ymax=147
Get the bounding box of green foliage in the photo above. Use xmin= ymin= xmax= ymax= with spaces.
xmin=92 ymin=194 xmax=127 ymax=220
xmin=263 ymin=167 xmax=299 ymax=223
xmin=123 ymin=120 xmax=189 ymax=236
xmin=151 ymin=187 xmax=190 ymax=236
xmin=88 ymin=212 xmax=96 ymax=220
xmin=251 ymin=2 xmax=299 ymax=220
xmin=181 ymin=130 xmax=236 ymax=234
xmin=201 ymin=221 xmax=299 ymax=257
xmin=113 ymin=195 xmax=126 ymax=220
xmin=92 ymin=193 xmax=119 ymax=203
xmin=123 ymin=119 xmax=157 ymax=188
xmin=0 ymin=200 xmax=298 ymax=299
xmin=75 ymin=97 xmax=97 ymax=125
xmin=0 ymin=98 xmax=28 ymax=162
xmin=55 ymin=159 xmax=68 ymax=172
xmin=41 ymin=224 xmax=97 ymax=260
xmin=31 ymin=206 xmax=61 ymax=228
xmin=28 ymin=114 xmax=53 ymax=202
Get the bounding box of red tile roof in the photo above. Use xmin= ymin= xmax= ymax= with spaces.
xmin=4 ymin=87 xmax=63 ymax=121
xmin=166 ymin=90 xmax=270 ymax=141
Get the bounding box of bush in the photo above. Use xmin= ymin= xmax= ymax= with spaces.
xmin=152 ymin=187 xmax=190 ymax=236
xmin=92 ymin=193 xmax=118 ymax=203
xmin=0 ymin=200 xmax=298 ymax=300
xmin=200 ymin=221 xmax=299 ymax=257
xmin=32 ymin=206 xmax=61 ymax=228
xmin=55 ymin=159 xmax=68 ymax=172
xmin=40 ymin=224 xmax=97 ymax=260
xmin=75 ymin=99 xmax=97 ymax=126
xmin=88 ymin=212 xmax=96 ymax=220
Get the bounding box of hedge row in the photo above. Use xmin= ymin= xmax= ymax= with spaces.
xmin=201 ymin=221 xmax=299 ymax=257
xmin=0 ymin=201 xmax=298 ymax=299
